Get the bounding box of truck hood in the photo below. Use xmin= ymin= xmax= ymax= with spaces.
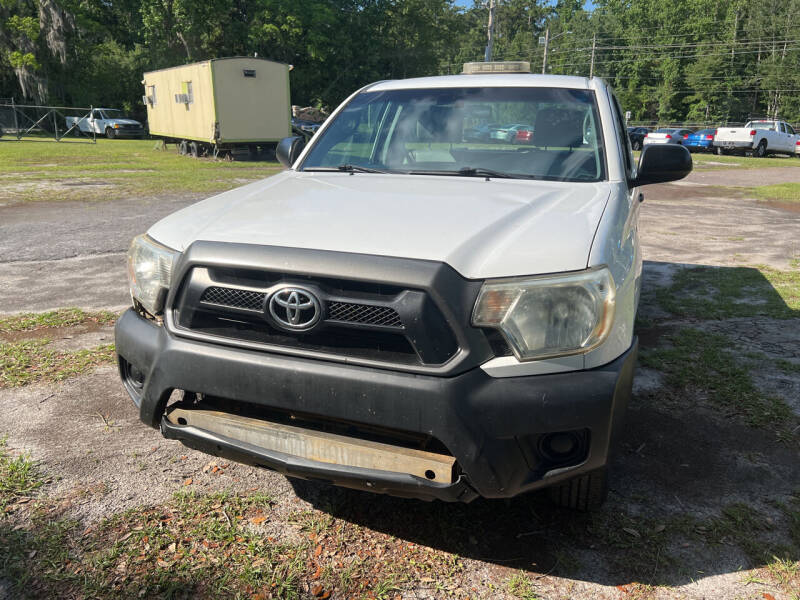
xmin=148 ymin=171 xmax=611 ymax=279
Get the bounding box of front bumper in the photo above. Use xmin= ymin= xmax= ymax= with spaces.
xmin=115 ymin=308 xmax=637 ymax=502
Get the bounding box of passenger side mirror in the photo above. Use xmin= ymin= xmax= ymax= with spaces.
xmin=632 ymin=144 xmax=692 ymax=186
xmin=276 ymin=136 xmax=305 ymax=168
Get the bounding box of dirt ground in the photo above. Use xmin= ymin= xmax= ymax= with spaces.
xmin=1 ymin=166 xmax=799 ymax=599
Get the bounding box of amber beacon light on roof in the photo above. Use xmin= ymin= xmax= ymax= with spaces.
xmin=462 ymin=61 xmax=531 ymax=74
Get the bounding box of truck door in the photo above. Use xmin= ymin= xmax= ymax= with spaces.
xmin=91 ymin=110 xmax=104 ymax=133
xmin=783 ymin=122 xmax=797 ymax=152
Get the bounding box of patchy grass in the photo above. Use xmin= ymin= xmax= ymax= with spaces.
xmin=640 ymin=328 xmax=794 ymax=432
xmin=0 ymin=339 xmax=115 ymax=387
xmin=0 ymin=489 xmax=467 ymax=599
xmin=0 ymin=138 xmax=282 ymax=204
xmin=0 ymin=439 xmax=42 ymax=512
xmin=690 ymin=152 xmax=800 ymax=170
xmin=656 ymin=265 xmax=800 ymax=319
xmin=752 ymin=182 xmax=800 ymax=202
xmin=0 ymin=307 xmax=118 ymax=334
xmin=507 ymin=571 xmax=541 ymax=599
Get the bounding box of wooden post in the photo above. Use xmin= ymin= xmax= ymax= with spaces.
xmin=541 ymin=28 xmax=550 ymax=73
xmin=485 ymin=0 xmax=495 ymax=62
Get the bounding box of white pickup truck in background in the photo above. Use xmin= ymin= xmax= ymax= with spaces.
xmin=65 ymin=108 xmax=145 ymax=139
xmin=713 ymin=119 xmax=800 ymax=157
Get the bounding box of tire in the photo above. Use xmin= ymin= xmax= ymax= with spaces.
xmin=755 ymin=140 xmax=767 ymax=158
xmin=105 ymin=127 xmax=116 ymax=139
xmin=548 ymin=467 xmax=608 ymax=511
xmin=716 ymin=146 xmax=727 ymax=156
xmin=190 ymin=141 xmax=199 ymax=158
xmin=179 ymin=140 xmax=188 ymax=156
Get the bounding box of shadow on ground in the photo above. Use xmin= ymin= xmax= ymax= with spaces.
xmin=287 ymin=260 xmax=800 ymax=588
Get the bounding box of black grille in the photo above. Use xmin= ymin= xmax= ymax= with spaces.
xmin=200 ymin=286 xmax=266 ymax=311
xmin=328 ymin=302 xmax=403 ymax=328
xmin=173 ymin=264 xmax=464 ymax=369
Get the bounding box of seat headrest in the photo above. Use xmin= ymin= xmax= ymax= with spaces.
xmin=533 ymin=108 xmax=585 ymax=148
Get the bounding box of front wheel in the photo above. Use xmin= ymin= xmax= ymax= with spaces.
xmin=755 ymin=140 xmax=768 ymax=158
xmin=105 ymin=127 xmax=116 ymax=139
xmin=548 ymin=467 xmax=608 ymax=511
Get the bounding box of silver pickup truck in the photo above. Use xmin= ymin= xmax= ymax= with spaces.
xmin=115 ymin=62 xmax=692 ymax=510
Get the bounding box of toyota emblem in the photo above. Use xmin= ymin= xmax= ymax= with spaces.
xmin=268 ymin=286 xmax=321 ymax=331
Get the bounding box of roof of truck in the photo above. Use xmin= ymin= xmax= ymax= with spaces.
xmin=367 ymin=74 xmax=597 ymax=92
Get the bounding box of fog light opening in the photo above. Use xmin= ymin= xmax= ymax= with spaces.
xmin=540 ymin=431 xmax=583 ymax=464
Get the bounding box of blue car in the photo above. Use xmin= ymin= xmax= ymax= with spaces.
xmin=684 ymin=129 xmax=715 ymax=152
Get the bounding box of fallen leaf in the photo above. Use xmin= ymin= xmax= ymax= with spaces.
xmin=311 ymin=585 xmax=324 ymax=597
xmin=157 ymin=559 xmax=171 ymax=568
xmin=28 ymin=550 xmax=37 ymax=559
xmin=762 ymin=594 xmax=776 ymax=600
xmin=653 ymin=524 xmax=666 ymax=533
xmin=311 ymin=564 xmax=322 ymax=579
xmin=183 ymin=478 xmax=193 ymax=486
xmin=250 ymin=514 xmax=267 ymax=525
xmin=314 ymin=544 xmax=322 ymax=557
xmin=622 ymin=528 xmax=640 ymax=538
xmin=167 ymin=542 xmax=176 ymax=553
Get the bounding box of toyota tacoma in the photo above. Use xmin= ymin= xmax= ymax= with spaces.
xmin=116 ymin=61 xmax=691 ymax=510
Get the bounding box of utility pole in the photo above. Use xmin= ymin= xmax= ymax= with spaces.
xmin=541 ymin=27 xmax=550 ymax=73
xmin=589 ymin=33 xmax=597 ymax=77
xmin=484 ymin=0 xmax=495 ymax=62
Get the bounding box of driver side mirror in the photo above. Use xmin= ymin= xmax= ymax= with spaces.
xmin=632 ymin=144 xmax=692 ymax=186
xmin=276 ymin=136 xmax=306 ymax=168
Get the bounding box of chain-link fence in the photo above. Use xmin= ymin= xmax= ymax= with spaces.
xmin=0 ymin=101 xmax=97 ymax=142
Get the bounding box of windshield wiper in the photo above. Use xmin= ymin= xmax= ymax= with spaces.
xmin=407 ymin=167 xmax=538 ymax=180
xmin=302 ymin=164 xmax=387 ymax=174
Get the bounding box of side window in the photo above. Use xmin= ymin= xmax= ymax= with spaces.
xmin=181 ymin=81 xmax=194 ymax=105
xmin=609 ymin=91 xmax=634 ymax=179
xmin=784 ymin=123 xmax=795 ymax=135
xmin=91 ymin=110 xmax=100 ymax=119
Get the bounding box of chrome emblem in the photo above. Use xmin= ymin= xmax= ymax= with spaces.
xmin=268 ymin=286 xmax=321 ymax=331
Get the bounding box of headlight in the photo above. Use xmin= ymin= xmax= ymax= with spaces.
xmin=472 ymin=267 xmax=615 ymax=361
xmin=127 ymin=234 xmax=179 ymax=317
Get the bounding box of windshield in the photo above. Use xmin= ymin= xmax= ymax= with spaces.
xmin=301 ymin=87 xmax=606 ymax=182
xmin=101 ymin=109 xmax=123 ymax=119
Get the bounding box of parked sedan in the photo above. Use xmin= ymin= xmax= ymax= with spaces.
xmin=627 ymin=126 xmax=649 ymax=150
xmin=463 ymin=123 xmax=499 ymax=142
xmin=490 ymin=124 xmax=533 ymax=143
xmin=643 ymin=128 xmax=693 ymax=146
xmin=683 ymin=129 xmax=715 ymax=152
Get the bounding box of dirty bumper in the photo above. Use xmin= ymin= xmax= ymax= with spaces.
xmin=115 ymin=309 xmax=637 ymax=502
